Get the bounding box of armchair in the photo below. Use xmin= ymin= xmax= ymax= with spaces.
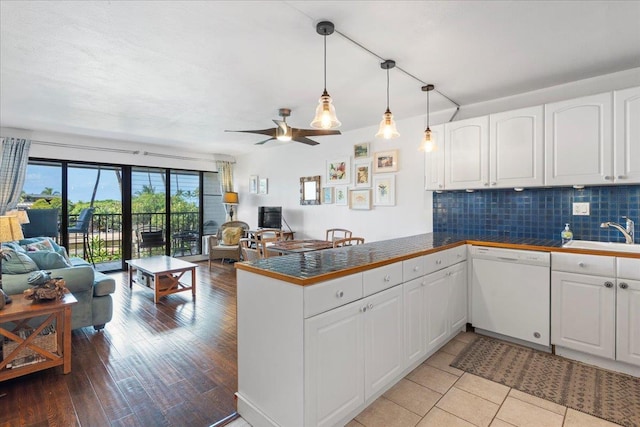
xmin=208 ymin=221 xmax=249 ymax=268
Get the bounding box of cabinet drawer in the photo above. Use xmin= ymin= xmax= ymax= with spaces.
xmin=363 ymin=262 xmax=403 ymax=296
xmin=617 ymin=258 xmax=640 ymax=280
xmin=304 ymin=274 xmax=363 ymax=318
xmin=403 ymin=256 xmax=426 ymax=281
xmin=424 ymin=251 xmax=449 ymax=275
xmin=552 ymin=253 xmax=615 ymax=277
xmin=447 ymin=245 xmax=467 ymax=264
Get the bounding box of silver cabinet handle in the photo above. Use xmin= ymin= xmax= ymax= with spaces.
xmin=438 ymin=184 xmax=443 ymax=189
xmin=578 ymin=262 xmax=586 ymax=267
xmin=384 ymin=275 xmax=391 ymax=282
xmin=618 ymin=175 xmax=627 ymax=179
xmin=436 ymin=260 xmax=442 ymax=265
xmin=483 ymin=182 xmax=489 ymax=187
xmin=620 ymin=282 xmax=629 ymax=290
xmin=368 ymin=303 xmax=373 ymax=310
xmin=361 ymin=305 xmax=368 ymax=312
xmin=491 ymin=182 xmax=497 ymax=186
xmin=604 ymin=281 xmax=614 ymax=288
xmin=421 ymin=281 xmax=426 ymax=287
xmin=413 ymin=266 xmax=420 ymax=272
xmin=604 ymin=176 xmax=613 ymax=180
xmin=336 ymin=290 xmax=344 ymax=298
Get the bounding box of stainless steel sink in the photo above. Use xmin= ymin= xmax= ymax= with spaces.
xmin=563 ymin=240 xmax=640 ymax=254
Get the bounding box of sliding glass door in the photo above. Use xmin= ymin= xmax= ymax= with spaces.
xmin=131 ymin=167 xmax=168 ymax=258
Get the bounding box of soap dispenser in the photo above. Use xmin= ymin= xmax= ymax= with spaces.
xmin=561 ymin=223 xmax=573 ymax=245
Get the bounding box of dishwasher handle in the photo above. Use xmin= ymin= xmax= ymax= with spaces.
xmin=497 ymin=256 xmax=519 ymax=262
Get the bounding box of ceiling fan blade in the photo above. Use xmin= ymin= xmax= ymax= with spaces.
xmin=292 ymin=136 xmax=320 ymax=146
xmin=225 ymin=128 xmax=277 ymax=137
xmin=255 ymin=138 xmax=276 ymax=145
xmin=291 ymin=128 xmax=342 ymax=137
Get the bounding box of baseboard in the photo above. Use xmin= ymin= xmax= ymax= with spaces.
xmin=554 ymin=347 xmax=640 ymax=377
xmin=236 ymin=393 xmax=279 ymax=427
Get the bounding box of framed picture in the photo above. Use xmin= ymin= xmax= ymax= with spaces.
xmin=300 ymin=175 xmax=321 ymax=205
xmin=322 ymin=187 xmax=334 ymax=204
xmin=354 ymin=142 xmax=370 ymax=159
xmin=354 ymin=161 xmax=372 ymax=188
xmin=349 ymin=189 xmax=371 ymax=210
xmin=373 ymin=174 xmax=396 ymax=206
xmin=334 ymin=185 xmax=348 ymax=206
xmin=373 ymin=150 xmax=399 ymax=173
xmin=258 ymin=178 xmax=268 ymax=195
xmin=326 ymin=157 xmax=350 ymax=185
xmin=249 ymin=175 xmax=258 ymax=194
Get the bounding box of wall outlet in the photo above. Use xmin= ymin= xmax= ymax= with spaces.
xmin=573 ymin=202 xmax=590 ymax=216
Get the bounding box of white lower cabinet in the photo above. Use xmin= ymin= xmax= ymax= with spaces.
xmin=404 ymin=277 xmax=427 ymax=366
xmin=551 ymin=271 xmax=616 ymax=359
xmin=616 ymin=258 xmax=640 ymax=366
xmin=305 ymin=286 xmax=403 ymax=427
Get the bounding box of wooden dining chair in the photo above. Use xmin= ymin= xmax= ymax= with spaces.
xmin=255 ymin=228 xmax=283 ymax=258
xmin=325 ymin=228 xmax=353 ymax=242
xmin=239 ymin=238 xmax=260 ymax=262
xmin=333 ymin=237 xmax=365 ymax=248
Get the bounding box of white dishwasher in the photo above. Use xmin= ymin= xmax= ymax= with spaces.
xmin=471 ymin=246 xmax=551 ymax=346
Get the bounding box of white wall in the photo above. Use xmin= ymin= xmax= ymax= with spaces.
xmin=234 ymin=115 xmax=433 ymax=242
xmin=234 ymin=68 xmax=640 ymax=242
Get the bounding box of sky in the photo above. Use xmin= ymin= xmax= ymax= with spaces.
xmin=24 ymin=164 xmax=199 ymax=203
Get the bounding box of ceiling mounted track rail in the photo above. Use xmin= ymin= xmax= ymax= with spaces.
xmin=332 ymin=28 xmax=461 ymax=122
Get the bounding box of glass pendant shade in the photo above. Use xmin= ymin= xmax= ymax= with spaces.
xmin=375 ymin=109 xmax=400 ymax=139
xmin=420 ymin=127 xmax=435 ymax=152
xmin=311 ymin=90 xmax=341 ymax=129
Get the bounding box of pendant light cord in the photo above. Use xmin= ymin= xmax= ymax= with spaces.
xmin=386 ymin=67 xmax=390 ymax=110
xmin=323 ymin=34 xmax=327 ymax=91
xmin=427 ymin=88 xmax=430 ymax=128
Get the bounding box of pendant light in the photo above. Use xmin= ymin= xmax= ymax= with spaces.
xmin=375 ymin=59 xmax=400 ymax=139
xmin=420 ymin=84 xmax=435 ymax=152
xmin=310 ymin=21 xmax=341 ymax=129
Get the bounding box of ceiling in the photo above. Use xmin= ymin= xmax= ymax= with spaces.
xmin=1 ymin=1 xmax=639 ymax=156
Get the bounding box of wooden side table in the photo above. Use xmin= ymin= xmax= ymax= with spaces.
xmin=0 ymin=293 xmax=77 ymax=381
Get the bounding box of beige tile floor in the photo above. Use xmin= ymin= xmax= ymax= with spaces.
xmin=230 ymin=331 xmax=623 ymax=427
xmin=347 ymin=331 xmax=622 ymax=427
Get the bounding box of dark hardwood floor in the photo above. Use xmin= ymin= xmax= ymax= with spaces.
xmin=0 ymin=260 xmax=238 ymax=427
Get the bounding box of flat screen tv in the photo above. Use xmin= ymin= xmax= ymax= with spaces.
xmin=258 ymin=206 xmax=282 ymax=229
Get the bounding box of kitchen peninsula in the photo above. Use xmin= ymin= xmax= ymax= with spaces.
xmin=235 ymin=233 xmax=639 ymax=427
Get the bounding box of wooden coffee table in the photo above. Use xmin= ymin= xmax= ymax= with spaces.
xmin=0 ymin=293 xmax=77 ymax=381
xmin=126 ymin=256 xmax=197 ymax=303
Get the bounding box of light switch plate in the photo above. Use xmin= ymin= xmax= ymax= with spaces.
xmin=573 ymin=202 xmax=590 ymax=216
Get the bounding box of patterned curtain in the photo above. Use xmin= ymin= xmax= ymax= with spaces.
xmin=0 ymin=137 xmax=31 ymax=215
xmin=216 ymin=160 xmax=233 ymax=193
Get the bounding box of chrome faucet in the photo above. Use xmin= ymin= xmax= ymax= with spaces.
xmin=600 ymin=216 xmax=635 ymax=244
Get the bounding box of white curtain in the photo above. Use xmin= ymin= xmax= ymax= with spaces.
xmin=0 ymin=137 xmax=31 ymax=215
xmin=216 ymin=160 xmax=233 ymax=193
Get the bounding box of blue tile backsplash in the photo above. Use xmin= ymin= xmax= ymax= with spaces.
xmin=433 ymin=185 xmax=640 ymax=243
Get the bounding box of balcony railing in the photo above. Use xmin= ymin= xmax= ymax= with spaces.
xmin=67 ymin=211 xmax=201 ymax=265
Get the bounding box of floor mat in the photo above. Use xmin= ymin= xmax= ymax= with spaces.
xmin=451 ymin=335 xmax=640 ymax=427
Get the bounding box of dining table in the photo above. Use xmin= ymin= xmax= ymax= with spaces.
xmin=267 ymin=239 xmax=334 ymax=254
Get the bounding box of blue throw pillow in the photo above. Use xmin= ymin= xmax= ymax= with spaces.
xmin=1 ymin=241 xmax=26 ymax=253
xmin=1 ymin=249 xmax=39 ymax=274
xmin=26 ymin=251 xmax=72 ymax=270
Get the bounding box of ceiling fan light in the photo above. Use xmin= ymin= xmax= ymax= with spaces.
xmin=276 ymin=126 xmax=292 ymax=142
xmin=311 ymin=91 xmax=341 ymax=129
xmin=375 ymin=109 xmax=400 ymax=139
xmin=420 ymin=127 xmax=435 ymax=152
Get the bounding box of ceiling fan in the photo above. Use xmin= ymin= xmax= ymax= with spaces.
xmin=225 ymin=108 xmax=341 ymax=146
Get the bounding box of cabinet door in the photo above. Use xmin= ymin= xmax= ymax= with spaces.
xmin=616 ymin=278 xmax=640 ymax=367
xmin=425 ymin=269 xmax=450 ymax=352
xmin=449 ymin=262 xmax=468 ymax=332
xmin=305 ymin=300 xmax=364 ymax=427
xmin=614 ymin=86 xmax=640 ymax=183
xmin=490 ymin=105 xmax=544 ymax=188
xmin=364 ymin=286 xmax=404 ymax=400
xmin=445 ymin=116 xmax=489 ymax=190
xmin=551 ymin=271 xmax=615 ymax=359
xmin=404 ymin=278 xmax=426 ymax=366
xmin=425 ymin=124 xmax=446 ymax=191
xmin=545 ymin=92 xmax=613 ymax=186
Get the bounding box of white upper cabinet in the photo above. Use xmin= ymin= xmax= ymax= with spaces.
xmin=545 ymin=92 xmax=613 ymax=186
xmin=614 ymin=86 xmax=640 ymax=183
xmin=490 ymin=105 xmax=544 ymax=188
xmin=424 ymin=124 xmax=445 ymax=191
xmin=445 ymin=116 xmax=489 ymax=190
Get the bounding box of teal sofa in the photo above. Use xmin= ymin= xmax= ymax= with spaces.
xmin=1 ymin=238 xmax=115 ymax=331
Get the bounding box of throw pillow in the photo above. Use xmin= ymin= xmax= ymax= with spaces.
xmin=26 ymin=251 xmax=72 ymax=270
xmin=222 ymin=227 xmax=243 ymax=245
xmin=1 ymin=249 xmax=39 ymax=274
xmin=1 ymin=241 xmax=26 ymax=253
xmin=24 ymin=239 xmax=55 ymax=252
xmin=19 ymin=237 xmax=63 ymax=253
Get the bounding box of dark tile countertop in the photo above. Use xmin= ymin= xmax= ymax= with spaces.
xmin=234 ymin=232 xmax=636 ymax=286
